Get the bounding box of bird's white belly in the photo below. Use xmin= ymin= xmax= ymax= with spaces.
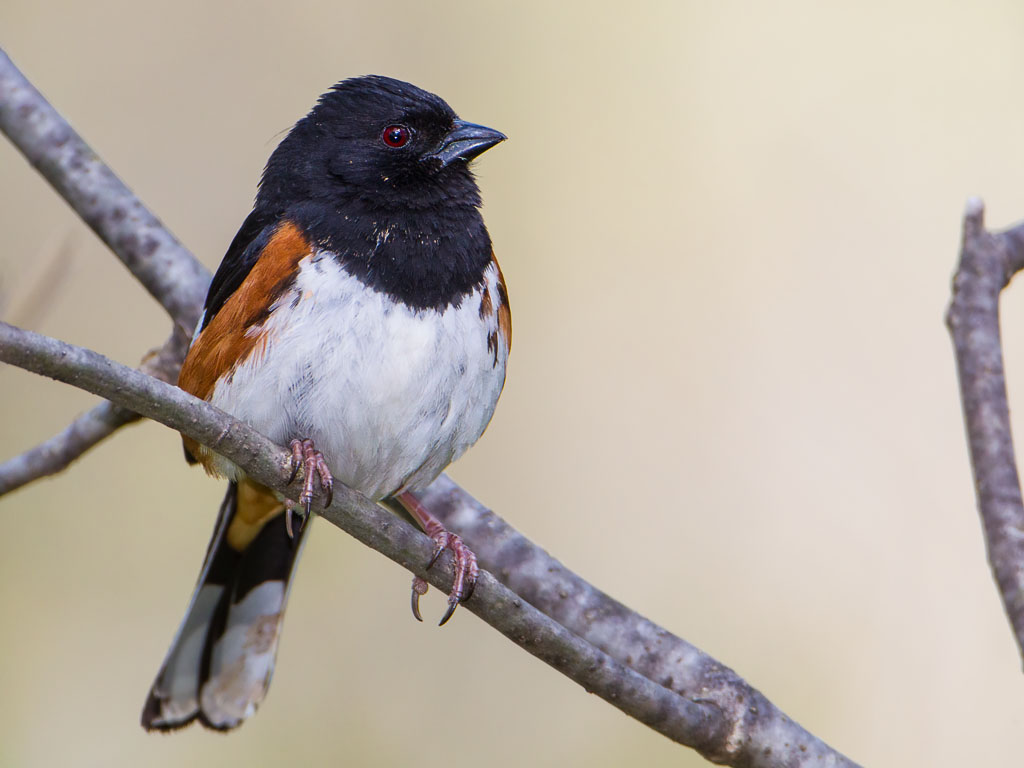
xmin=207 ymin=251 xmax=508 ymax=500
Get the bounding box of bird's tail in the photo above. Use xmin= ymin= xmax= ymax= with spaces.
xmin=141 ymin=479 xmax=309 ymax=731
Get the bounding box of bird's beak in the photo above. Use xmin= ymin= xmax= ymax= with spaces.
xmin=424 ymin=120 xmax=506 ymax=168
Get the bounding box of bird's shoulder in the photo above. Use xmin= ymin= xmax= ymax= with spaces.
xmin=179 ymin=216 xmax=311 ymax=402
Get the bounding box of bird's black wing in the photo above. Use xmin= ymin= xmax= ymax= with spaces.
xmin=199 ymin=208 xmax=279 ymax=332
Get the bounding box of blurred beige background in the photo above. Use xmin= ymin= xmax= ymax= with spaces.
xmin=2 ymin=1 xmax=1024 ymax=765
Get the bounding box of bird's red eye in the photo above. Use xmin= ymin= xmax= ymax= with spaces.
xmin=382 ymin=125 xmax=411 ymax=148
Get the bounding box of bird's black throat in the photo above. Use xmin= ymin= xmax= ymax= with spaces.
xmin=289 ymin=199 xmax=493 ymax=312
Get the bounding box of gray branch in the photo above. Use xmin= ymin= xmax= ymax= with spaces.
xmin=415 ymin=478 xmax=848 ymax=763
xmin=0 ymin=48 xmax=861 ymax=766
xmin=0 ymin=44 xmax=208 ymax=489
xmin=946 ymin=198 xmax=1024 ymax=665
xmin=0 ymin=401 xmax=136 ymax=494
xmin=0 ymin=324 xmax=189 ymax=494
xmin=0 ymin=321 xmax=726 ymax=757
xmin=0 ymin=48 xmax=209 ymax=333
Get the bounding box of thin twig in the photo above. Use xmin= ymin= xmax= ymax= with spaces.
xmin=947 ymin=198 xmax=1024 ymax=666
xmin=3 ymin=233 xmax=74 ymax=328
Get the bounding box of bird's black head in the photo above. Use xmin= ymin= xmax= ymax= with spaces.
xmin=257 ymin=75 xmax=505 ymax=213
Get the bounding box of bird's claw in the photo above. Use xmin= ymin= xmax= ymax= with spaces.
xmin=409 ymin=529 xmax=478 ymax=626
xmin=410 ymin=576 xmax=429 ymax=622
xmin=286 ymin=438 xmax=334 ymax=539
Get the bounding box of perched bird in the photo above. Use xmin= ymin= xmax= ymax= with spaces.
xmin=142 ymin=75 xmax=509 ymax=731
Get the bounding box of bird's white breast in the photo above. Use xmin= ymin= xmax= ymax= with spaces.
xmin=206 ymin=251 xmax=508 ymax=500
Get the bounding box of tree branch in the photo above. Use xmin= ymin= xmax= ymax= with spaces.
xmin=0 ymin=313 xmax=863 ymax=768
xmin=0 ymin=400 xmax=136 ymax=494
xmin=0 ymin=48 xmax=209 ymax=332
xmin=0 ymin=320 xmax=190 ymax=494
xmin=0 ymin=48 xmax=861 ymax=766
xmin=947 ymin=198 xmax=1024 ymax=665
xmin=0 ymin=45 xmax=207 ymax=488
xmin=0 ymin=320 xmax=730 ymax=757
xmin=415 ymin=477 xmax=850 ymax=765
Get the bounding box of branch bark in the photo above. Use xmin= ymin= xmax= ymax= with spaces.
xmin=0 ymin=320 xmax=860 ymax=766
xmin=946 ymin=198 xmax=1024 ymax=665
xmin=0 ymin=47 xmax=861 ymax=766
xmin=0 ymin=48 xmax=209 ymax=332
xmin=0 ymin=324 xmax=189 ymax=493
xmin=415 ymin=477 xmax=846 ymax=764
xmin=0 ymin=401 xmax=136 ymax=494
xmin=0 ymin=320 xmax=729 ymax=755
xmin=0 ymin=45 xmax=208 ymax=486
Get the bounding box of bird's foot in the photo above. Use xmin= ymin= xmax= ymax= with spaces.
xmin=397 ymin=491 xmax=478 ymax=626
xmin=286 ymin=438 xmax=334 ymax=538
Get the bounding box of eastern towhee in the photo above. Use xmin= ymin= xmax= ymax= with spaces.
xmin=142 ymin=76 xmax=509 ymax=731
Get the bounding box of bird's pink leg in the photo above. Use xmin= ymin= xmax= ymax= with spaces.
xmin=396 ymin=490 xmax=478 ymax=626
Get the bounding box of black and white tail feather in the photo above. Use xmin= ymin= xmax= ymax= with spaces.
xmin=142 ymin=483 xmax=308 ymax=731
